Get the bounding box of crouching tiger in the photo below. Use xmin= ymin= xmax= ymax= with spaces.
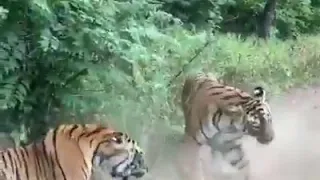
xmin=0 ymin=123 xmax=148 ymax=180
xmin=176 ymin=72 xmax=275 ymax=180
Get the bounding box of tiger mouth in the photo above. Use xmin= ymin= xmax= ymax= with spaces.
xmin=128 ymin=162 xmax=148 ymax=177
xmin=111 ymin=151 xmax=148 ymax=179
xmin=245 ymin=121 xmax=274 ymax=145
xmin=111 ymin=164 xmax=148 ymax=178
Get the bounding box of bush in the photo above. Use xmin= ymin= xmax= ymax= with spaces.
xmin=77 ymin=33 xmax=320 ymax=175
xmin=1 ymin=0 xmax=320 ymax=148
xmin=75 ymin=32 xmax=320 ymax=146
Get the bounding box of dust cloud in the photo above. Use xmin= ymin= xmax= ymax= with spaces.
xmin=146 ymin=85 xmax=320 ymax=180
xmin=1 ymin=85 xmax=320 ymax=180
xmin=244 ymin=85 xmax=320 ymax=180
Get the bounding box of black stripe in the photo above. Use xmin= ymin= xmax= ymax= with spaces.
xmin=80 ymin=150 xmax=88 ymax=173
xmin=81 ymin=166 xmax=88 ymax=180
xmin=199 ymin=120 xmax=209 ymax=140
xmin=13 ymin=157 xmax=20 ymax=180
xmin=245 ymin=102 xmax=260 ymax=113
xmin=50 ymin=155 xmax=56 ymax=179
xmin=212 ymin=109 xmax=222 ymax=131
xmin=226 ymin=88 xmax=235 ymax=92
xmin=209 ymin=91 xmax=223 ymax=96
xmin=13 ymin=148 xmax=22 ymax=168
xmin=221 ymin=94 xmax=239 ymax=100
xmin=32 ymin=144 xmax=41 ymax=179
xmin=37 ymin=145 xmax=47 ymax=178
xmin=89 ymin=139 xmax=96 ymax=148
xmin=207 ymin=85 xmax=225 ymax=90
xmin=256 ymin=107 xmax=264 ymax=112
xmin=83 ymin=128 xmax=104 ymax=138
xmin=192 ymin=136 xmax=202 ymax=145
xmin=75 ymin=127 xmax=91 ymax=173
xmin=41 ymin=140 xmax=51 ymax=178
xmin=20 ymin=147 xmax=29 ymax=179
xmin=53 ymin=127 xmax=67 ymax=180
xmin=7 ymin=150 xmax=14 ymax=175
xmin=2 ymin=152 xmax=7 ymax=168
xmin=68 ymin=124 xmax=79 ymax=138
xmin=244 ymin=100 xmax=257 ymax=107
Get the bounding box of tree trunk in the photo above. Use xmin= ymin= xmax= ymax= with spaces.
xmin=257 ymin=0 xmax=277 ymax=39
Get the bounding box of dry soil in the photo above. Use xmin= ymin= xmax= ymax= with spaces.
xmin=244 ymin=84 xmax=320 ymax=180
xmin=146 ymin=84 xmax=320 ymax=180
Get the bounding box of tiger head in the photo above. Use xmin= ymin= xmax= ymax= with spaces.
xmin=244 ymin=86 xmax=275 ymax=145
xmin=92 ymin=130 xmax=148 ymax=179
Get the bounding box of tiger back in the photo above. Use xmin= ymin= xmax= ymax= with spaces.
xmin=0 ymin=123 xmax=148 ymax=180
xmin=181 ymin=72 xmax=275 ymax=145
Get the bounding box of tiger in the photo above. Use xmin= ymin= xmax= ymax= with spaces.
xmin=181 ymin=72 xmax=274 ymax=145
xmin=176 ymin=72 xmax=275 ymax=180
xmin=0 ymin=123 xmax=148 ymax=180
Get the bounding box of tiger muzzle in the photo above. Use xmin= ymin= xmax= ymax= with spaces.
xmin=246 ymin=116 xmax=274 ymax=145
xmin=112 ymin=151 xmax=148 ymax=179
xmin=256 ymin=116 xmax=274 ymax=144
xmin=129 ymin=151 xmax=148 ymax=178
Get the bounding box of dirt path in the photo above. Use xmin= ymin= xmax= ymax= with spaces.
xmin=146 ymin=84 xmax=320 ymax=180
xmin=244 ymin=85 xmax=320 ymax=180
xmin=1 ymin=85 xmax=319 ymax=180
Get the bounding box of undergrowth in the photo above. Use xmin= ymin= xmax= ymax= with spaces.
xmin=79 ymin=33 xmax=320 ymax=142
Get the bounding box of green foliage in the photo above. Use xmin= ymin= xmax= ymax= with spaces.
xmin=161 ymin=0 xmax=320 ymax=38
xmin=69 ymin=33 xmax=320 ymax=143
xmin=1 ymin=0 xmax=320 ymax=148
xmin=0 ymin=0 xmax=205 ymax=143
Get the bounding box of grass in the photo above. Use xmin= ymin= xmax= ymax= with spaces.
xmin=81 ymin=32 xmax=320 ymax=140
xmin=76 ymin=33 xmax=320 ymax=171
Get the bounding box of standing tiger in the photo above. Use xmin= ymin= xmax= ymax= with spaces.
xmin=181 ymin=72 xmax=274 ymax=145
xmin=176 ymin=72 xmax=275 ymax=180
xmin=0 ymin=123 xmax=148 ymax=180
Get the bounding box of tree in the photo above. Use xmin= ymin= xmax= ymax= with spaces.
xmin=257 ymin=0 xmax=277 ymax=39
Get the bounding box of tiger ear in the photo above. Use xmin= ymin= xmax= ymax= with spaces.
xmin=253 ymin=86 xmax=266 ymax=102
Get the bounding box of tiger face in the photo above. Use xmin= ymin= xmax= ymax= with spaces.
xmin=93 ymin=132 xmax=148 ymax=179
xmin=244 ymin=86 xmax=274 ymax=145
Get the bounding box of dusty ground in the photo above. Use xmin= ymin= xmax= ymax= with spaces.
xmin=244 ymin=84 xmax=320 ymax=180
xmin=147 ymin=84 xmax=320 ymax=180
